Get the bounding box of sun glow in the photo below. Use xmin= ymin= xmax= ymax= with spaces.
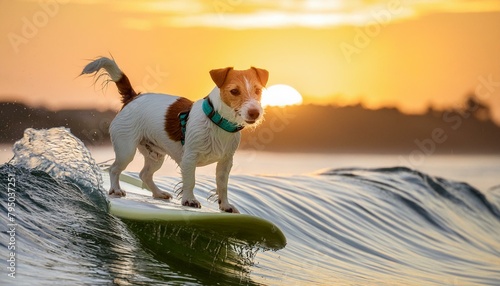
xmin=262 ymin=84 xmax=303 ymax=107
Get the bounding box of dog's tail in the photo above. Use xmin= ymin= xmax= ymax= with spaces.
xmin=81 ymin=57 xmax=138 ymax=107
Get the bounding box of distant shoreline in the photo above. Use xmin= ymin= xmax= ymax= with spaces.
xmin=2 ymin=100 xmax=500 ymax=154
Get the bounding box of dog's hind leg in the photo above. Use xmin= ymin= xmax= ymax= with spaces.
xmin=109 ymin=140 xmax=136 ymax=197
xmin=138 ymin=145 xmax=172 ymax=200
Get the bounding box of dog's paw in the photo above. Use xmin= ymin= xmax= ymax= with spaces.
xmin=109 ymin=188 xmax=126 ymax=197
xmin=219 ymin=202 xmax=239 ymax=213
xmin=182 ymin=198 xmax=201 ymax=208
xmin=152 ymin=191 xmax=172 ymax=200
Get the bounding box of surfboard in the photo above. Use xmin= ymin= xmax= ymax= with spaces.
xmin=101 ymin=170 xmax=287 ymax=250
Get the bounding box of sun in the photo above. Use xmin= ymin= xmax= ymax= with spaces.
xmin=262 ymin=84 xmax=303 ymax=107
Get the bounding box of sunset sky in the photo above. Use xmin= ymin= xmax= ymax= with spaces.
xmin=1 ymin=0 xmax=500 ymax=123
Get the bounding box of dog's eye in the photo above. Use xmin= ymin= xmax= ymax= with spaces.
xmin=255 ymin=88 xmax=262 ymax=95
xmin=230 ymin=89 xmax=240 ymax=96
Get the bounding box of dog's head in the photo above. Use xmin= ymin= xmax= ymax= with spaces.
xmin=210 ymin=67 xmax=269 ymax=126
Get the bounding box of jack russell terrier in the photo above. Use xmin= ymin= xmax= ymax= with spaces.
xmin=81 ymin=57 xmax=268 ymax=213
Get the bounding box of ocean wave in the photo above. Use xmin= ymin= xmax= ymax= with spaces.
xmin=1 ymin=127 xmax=499 ymax=285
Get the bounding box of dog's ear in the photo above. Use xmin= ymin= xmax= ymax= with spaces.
xmin=210 ymin=67 xmax=233 ymax=88
xmin=251 ymin=67 xmax=269 ymax=87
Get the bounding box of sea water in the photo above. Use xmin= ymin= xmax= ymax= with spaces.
xmin=1 ymin=128 xmax=499 ymax=285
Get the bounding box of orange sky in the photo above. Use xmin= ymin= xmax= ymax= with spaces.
xmin=1 ymin=0 xmax=500 ymax=123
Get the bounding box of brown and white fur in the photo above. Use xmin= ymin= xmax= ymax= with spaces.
xmin=81 ymin=57 xmax=268 ymax=213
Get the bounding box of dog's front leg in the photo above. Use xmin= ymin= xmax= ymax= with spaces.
xmin=180 ymin=153 xmax=201 ymax=208
xmin=216 ymin=157 xmax=239 ymax=213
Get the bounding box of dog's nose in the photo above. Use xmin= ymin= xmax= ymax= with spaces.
xmin=247 ymin=109 xmax=260 ymax=120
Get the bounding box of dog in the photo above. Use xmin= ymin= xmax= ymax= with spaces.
xmin=81 ymin=57 xmax=268 ymax=213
